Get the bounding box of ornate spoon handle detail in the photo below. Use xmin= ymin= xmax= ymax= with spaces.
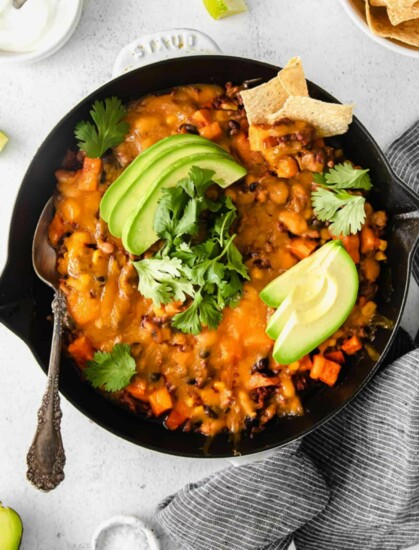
xmin=26 ymin=290 xmax=66 ymax=492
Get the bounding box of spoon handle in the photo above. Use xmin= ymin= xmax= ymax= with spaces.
xmin=26 ymin=290 xmax=66 ymax=492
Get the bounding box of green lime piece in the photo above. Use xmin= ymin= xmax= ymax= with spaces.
xmin=203 ymin=0 xmax=247 ymax=19
xmin=0 ymin=131 xmax=9 ymax=152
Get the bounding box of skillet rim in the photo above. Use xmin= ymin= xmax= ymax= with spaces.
xmin=1 ymin=55 xmax=418 ymax=458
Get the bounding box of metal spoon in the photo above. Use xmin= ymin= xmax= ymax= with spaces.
xmin=26 ymin=197 xmax=66 ymax=492
xmin=12 ymin=0 xmax=28 ymax=8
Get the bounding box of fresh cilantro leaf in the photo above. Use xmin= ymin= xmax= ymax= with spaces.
xmin=136 ymin=165 xmax=249 ymax=334
xmin=172 ymin=293 xmax=222 ymax=334
xmin=312 ymin=172 xmax=327 ymax=185
xmin=317 ymin=162 xmax=372 ymax=191
xmin=134 ymin=257 xmax=194 ymax=306
xmin=312 ymin=188 xmax=366 ymax=237
xmin=328 ymin=195 xmax=366 ymax=236
xmin=75 ymin=97 xmax=130 ymax=158
xmin=84 ymin=343 xmax=136 ymax=392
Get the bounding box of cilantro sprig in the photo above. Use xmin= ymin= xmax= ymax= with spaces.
xmin=75 ymin=97 xmax=130 ymax=158
xmin=84 ymin=343 xmax=136 ymax=392
xmin=133 ymin=167 xmax=249 ymax=335
xmin=312 ymin=162 xmax=372 ymax=237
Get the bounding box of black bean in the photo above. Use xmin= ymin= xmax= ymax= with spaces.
xmin=187 ymin=378 xmax=197 ymax=385
xmin=179 ymin=123 xmax=199 ymax=135
xmin=249 ymin=182 xmax=258 ymax=192
xmin=149 ymin=373 xmax=161 ymax=382
xmin=245 ymin=415 xmax=259 ymax=429
xmin=199 ymin=349 xmax=210 ymax=359
xmin=228 ymin=119 xmax=240 ymax=135
xmin=251 ymin=357 xmax=270 ymax=373
xmin=204 ymin=405 xmax=218 ymax=419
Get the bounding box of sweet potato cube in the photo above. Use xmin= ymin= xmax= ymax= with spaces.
xmin=248 ymin=373 xmax=279 ymax=390
xmin=78 ymin=157 xmax=102 ymax=191
xmin=199 ymin=121 xmax=223 ymax=141
xmin=67 ymin=336 xmax=94 ymax=368
xmin=341 ymin=335 xmax=362 ymax=355
xmin=318 ymin=359 xmax=341 ymax=387
xmin=325 ymin=351 xmax=345 ymax=365
xmin=149 ymin=387 xmax=173 ymax=416
xmin=127 ymin=378 xmax=148 ymax=401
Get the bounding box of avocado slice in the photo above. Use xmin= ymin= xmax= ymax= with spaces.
xmin=122 ymin=154 xmax=247 ymax=255
xmin=0 ymin=502 xmax=23 ymax=550
xmin=261 ymin=241 xmax=358 ymax=364
xmin=100 ymin=134 xmax=226 ymax=223
xmin=260 ymin=240 xmax=338 ymax=308
xmin=108 ymin=142 xmax=229 ymax=237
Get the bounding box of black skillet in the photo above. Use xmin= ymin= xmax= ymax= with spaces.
xmin=1 ymin=56 xmax=418 ymax=458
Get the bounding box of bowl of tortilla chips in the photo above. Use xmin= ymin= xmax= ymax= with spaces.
xmin=340 ymin=0 xmax=419 ymax=57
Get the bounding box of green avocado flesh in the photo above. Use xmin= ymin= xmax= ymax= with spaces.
xmin=100 ymin=134 xmax=225 ymax=223
xmin=122 ymin=153 xmax=247 ymax=255
xmin=107 ymin=141 xmax=229 ymax=238
xmin=0 ymin=503 xmax=23 ymax=550
xmin=261 ymin=241 xmax=358 ymax=364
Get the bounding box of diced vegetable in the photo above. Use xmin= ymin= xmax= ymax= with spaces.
xmin=310 ymin=354 xmax=341 ymax=386
xmin=149 ymin=387 xmax=173 ymax=416
xmin=199 ymin=121 xmax=223 ymax=140
xmin=325 ymin=350 xmax=345 ymax=365
xmin=126 ymin=378 xmax=148 ymax=400
xmin=288 ymin=238 xmax=318 ymax=260
xmin=68 ymin=336 xmax=94 ymax=367
xmin=341 ymin=335 xmax=362 ymax=355
xmin=341 ymin=234 xmax=360 ymax=264
xmin=192 ymin=109 xmax=212 ymax=126
xmin=360 ymin=226 xmax=380 ymax=254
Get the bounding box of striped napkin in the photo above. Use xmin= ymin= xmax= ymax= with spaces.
xmin=156 ymin=122 xmax=419 ymax=550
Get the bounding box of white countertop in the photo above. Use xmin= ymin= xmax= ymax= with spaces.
xmin=1 ymin=1 xmax=418 ymax=549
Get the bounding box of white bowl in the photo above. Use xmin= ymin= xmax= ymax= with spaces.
xmin=91 ymin=515 xmax=160 ymax=550
xmin=0 ymin=0 xmax=83 ymax=65
xmin=339 ymin=0 xmax=419 ymax=59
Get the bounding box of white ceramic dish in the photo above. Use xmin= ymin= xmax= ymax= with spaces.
xmin=0 ymin=0 xmax=83 ymax=64
xmin=112 ymin=28 xmax=221 ymax=77
xmin=339 ymin=0 xmax=419 ymax=59
xmin=91 ymin=515 xmax=160 ymax=550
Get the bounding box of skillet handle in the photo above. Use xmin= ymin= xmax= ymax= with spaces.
xmin=392 ymin=209 xmax=419 ymax=256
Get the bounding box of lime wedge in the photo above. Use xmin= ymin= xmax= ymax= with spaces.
xmin=203 ymin=0 xmax=247 ymax=19
xmin=0 ymin=131 xmax=8 ymax=152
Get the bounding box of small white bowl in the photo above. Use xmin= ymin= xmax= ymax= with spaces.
xmin=0 ymin=0 xmax=83 ymax=65
xmin=339 ymin=0 xmax=419 ymax=59
xmin=91 ymin=515 xmax=160 ymax=550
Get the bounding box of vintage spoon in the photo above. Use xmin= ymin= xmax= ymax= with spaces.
xmin=26 ymin=197 xmax=66 ymax=492
xmin=12 ymin=0 xmax=28 ymax=8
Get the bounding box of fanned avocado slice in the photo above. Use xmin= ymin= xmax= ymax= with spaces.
xmin=100 ymin=134 xmax=225 ymax=223
xmin=108 ymin=141 xmax=229 ymax=237
xmin=122 ymin=153 xmax=247 ymax=255
xmin=260 ymin=240 xmax=338 ymax=308
xmin=0 ymin=502 xmax=23 ymax=550
xmin=261 ymin=241 xmax=359 ymax=364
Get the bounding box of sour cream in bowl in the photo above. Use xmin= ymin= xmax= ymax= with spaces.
xmin=0 ymin=0 xmax=83 ymax=64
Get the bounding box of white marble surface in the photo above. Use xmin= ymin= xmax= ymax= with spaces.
xmin=1 ymin=1 xmax=418 ymax=549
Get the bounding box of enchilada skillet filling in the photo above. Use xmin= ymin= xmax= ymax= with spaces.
xmin=49 ymin=84 xmax=387 ymax=436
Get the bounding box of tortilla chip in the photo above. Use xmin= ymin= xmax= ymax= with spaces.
xmin=240 ymin=77 xmax=289 ymax=125
xmin=384 ymin=0 xmax=418 ymax=7
xmin=267 ymin=97 xmax=353 ymax=138
xmin=366 ymin=1 xmax=419 ymax=45
xmin=278 ymin=56 xmax=309 ymax=97
xmin=387 ymin=3 xmax=419 ymax=24
xmin=240 ymin=57 xmax=309 ymax=125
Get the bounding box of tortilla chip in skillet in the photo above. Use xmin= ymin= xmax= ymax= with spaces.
xmin=266 ymin=96 xmax=353 ymax=138
xmin=387 ymin=3 xmax=419 ymax=24
xmin=277 ymin=56 xmax=308 ymax=98
xmin=366 ymin=1 xmax=419 ymax=46
xmin=240 ymin=56 xmax=308 ymax=125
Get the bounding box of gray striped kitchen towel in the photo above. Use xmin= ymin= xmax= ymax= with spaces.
xmin=156 ymin=125 xmax=419 ymax=550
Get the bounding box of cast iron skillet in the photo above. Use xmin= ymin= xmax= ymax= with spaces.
xmin=1 ymin=56 xmax=419 ymax=458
